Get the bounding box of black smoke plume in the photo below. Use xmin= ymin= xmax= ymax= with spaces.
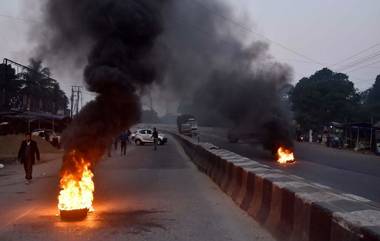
xmin=35 ymin=0 xmax=294 ymax=169
xmin=156 ymin=0 xmax=294 ymax=153
xmin=35 ymin=0 xmax=167 ymax=171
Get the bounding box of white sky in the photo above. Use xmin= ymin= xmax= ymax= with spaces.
xmin=0 ymin=0 xmax=379 ymax=100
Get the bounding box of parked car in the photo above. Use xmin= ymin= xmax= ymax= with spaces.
xmin=32 ymin=129 xmax=61 ymax=147
xmin=131 ymin=128 xmax=167 ymax=146
xmin=32 ymin=129 xmax=55 ymax=141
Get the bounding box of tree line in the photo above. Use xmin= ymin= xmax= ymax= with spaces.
xmin=0 ymin=58 xmax=68 ymax=114
xmin=290 ymin=68 xmax=380 ymax=131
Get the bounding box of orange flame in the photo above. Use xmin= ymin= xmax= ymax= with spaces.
xmin=276 ymin=147 xmax=295 ymax=164
xmin=58 ymin=155 xmax=94 ymax=211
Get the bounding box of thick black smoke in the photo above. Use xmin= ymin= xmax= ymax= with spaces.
xmin=155 ymin=0 xmax=294 ymax=153
xmin=35 ymin=0 xmax=294 ymax=167
xmin=36 ymin=0 xmax=167 ymax=169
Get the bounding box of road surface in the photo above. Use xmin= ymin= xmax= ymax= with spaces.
xmin=193 ymin=126 xmax=380 ymax=203
xmin=0 ymin=136 xmax=274 ymax=241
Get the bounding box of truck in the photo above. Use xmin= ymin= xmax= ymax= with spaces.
xmin=177 ymin=114 xmax=198 ymax=136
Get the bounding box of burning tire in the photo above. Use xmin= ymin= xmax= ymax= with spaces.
xmin=275 ymin=146 xmax=295 ymax=164
xmin=57 ymin=152 xmax=94 ymax=221
xmin=60 ymin=208 xmax=89 ymax=221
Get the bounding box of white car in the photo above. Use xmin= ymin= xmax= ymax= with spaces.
xmin=32 ymin=129 xmax=60 ymax=143
xmin=131 ymin=128 xmax=167 ymax=146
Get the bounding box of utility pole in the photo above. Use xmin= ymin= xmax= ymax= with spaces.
xmin=70 ymin=87 xmax=74 ymax=118
xmin=70 ymin=86 xmax=83 ymax=118
xmin=148 ymin=88 xmax=154 ymax=111
xmin=370 ymin=116 xmax=374 ymax=151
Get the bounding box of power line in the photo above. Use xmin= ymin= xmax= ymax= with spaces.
xmin=188 ymin=0 xmax=380 ymax=83
xmin=188 ymin=0 xmax=325 ymax=66
xmin=347 ymin=59 xmax=380 ymax=73
xmin=0 ymin=14 xmax=38 ymax=24
xmin=337 ymin=51 xmax=380 ymax=72
xmin=330 ymin=42 xmax=380 ymax=67
xmin=2 ymin=5 xmax=376 ymax=83
xmin=277 ymin=58 xmax=326 ymax=65
xmin=168 ymin=4 xmax=377 ymax=84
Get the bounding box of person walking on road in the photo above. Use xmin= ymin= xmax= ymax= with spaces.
xmin=127 ymin=129 xmax=132 ymax=144
xmin=152 ymin=127 xmax=159 ymax=151
xmin=120 ymin=131 xmax=128 ymax=156
xmin=18 ymin=132 xmax=40 ymax=184
xmin=114 ymin=137 xmax=118 ymax=151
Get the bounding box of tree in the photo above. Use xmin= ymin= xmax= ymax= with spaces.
xmin=290 ymin=68 xmax=360 ymax=131
xmin=20 ymin=59 xmax=50 ymax=111
xmin=19 ymin=58 xmax=68 ymax=113
xmin=366 ymin=75 xmax=380 ymax=122
xmin=0 ymin=63 xmax=23 ymax=110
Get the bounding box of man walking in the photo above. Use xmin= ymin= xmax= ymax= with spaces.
xmin=120 ymin=131 xmax=128 ymax=156
xmin=114 ymin=137 xmax=118 ymax=151
xmin=18 ymin=133 xmax=40 ymax=184
xmin=152 ymin=127 xmax=159 ymax=151
xmin=127 ymin=129 xmax=132 ymax=144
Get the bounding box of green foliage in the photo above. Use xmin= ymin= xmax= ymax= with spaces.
xmin=0 ymin=58 xmax=68 ymax=114
xmin=365 ymin=75 xmax=380 ymax=121
xmin=0 ymin=63 xmax=23 ymax=110
xmin=290 ymin=68 xmax=360 ymax=130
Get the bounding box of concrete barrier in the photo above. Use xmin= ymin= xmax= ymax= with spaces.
xmin=170 ymin=131 xmax=380 ymax=241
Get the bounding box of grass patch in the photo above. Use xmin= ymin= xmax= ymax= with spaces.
xmin=0 ymin=134 xmax=62 ymax=160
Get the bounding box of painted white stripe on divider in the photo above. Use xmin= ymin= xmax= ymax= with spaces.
xmin=296 ymin=191 xmax=350 ymax=204
xmin=226 ymin=157 xmax=247 ymax=163
xmin=340 ymin=193 xmax=371 ymax=203
xmin=311 ymin=182 xmax=332 ymax=190
xmin=289 ymin=175 xmax=305 ymax=181
xmin=245 ymin=167 xmax=271 ymax=173
xmin=242 ymin=164 xmax=269 ymax=171
xmin=220 ymin=153 xmax=238 ymax=159
xmin=334 ymin=210 xmax=380 ymax=227
xmin=208 ymin=149 xmax=224 ymax=155
xmin=234 ymin=161 xmax=260 ymax=167
xmin=202 ymin=143 xmax=218 ymax=149
xmin=256 ymin=173 xmax=287 ymax=179
xmin=273 ymin=181 xmax=312 ymax=189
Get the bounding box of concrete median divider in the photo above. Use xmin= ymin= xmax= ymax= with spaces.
xmin=169 ymin=131 xmax=380 ymax=241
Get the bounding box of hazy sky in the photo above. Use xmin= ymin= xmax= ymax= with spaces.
xmin=0 ymin=0 xmax=379 ymax=98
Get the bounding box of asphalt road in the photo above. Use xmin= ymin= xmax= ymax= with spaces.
xmin=0 ymin=136 xmax=274 ymax=241
xmin=194 ymin=126 xmax=380 ymax=203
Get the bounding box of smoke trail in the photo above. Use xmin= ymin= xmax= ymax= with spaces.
xmin=35 ymin=0 xmax=294 ymax=166
xmin=155 ymin=0 xmax=294 ymax=153
xmin=35 ymin=0 xmax=167 ymax=169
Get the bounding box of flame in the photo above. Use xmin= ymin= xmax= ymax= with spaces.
xmin=276 ymin=147 xmax=295 ymax=164
xmin=58 ymin=154 xmax=94 ymax=211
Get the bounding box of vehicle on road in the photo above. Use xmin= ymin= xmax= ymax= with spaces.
xmin=131 ymin=128 xmax=167 ymax=146
xmin=32 ymin=129 xmax=61 ymax=147
xmin=177 ymin=114 xmax=198 ymax=136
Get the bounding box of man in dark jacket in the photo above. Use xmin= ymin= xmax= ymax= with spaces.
xmin=18 ymin=133 xmax=40 ymax=184
xmin=152 ymin=127 xmax=159 ymax=151
xmin=119 ymin=131 xmax=129 ymax=156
